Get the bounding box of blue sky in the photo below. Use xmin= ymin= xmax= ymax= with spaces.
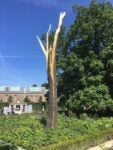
xmin=0 ymin=0 xmax=113 ymax=86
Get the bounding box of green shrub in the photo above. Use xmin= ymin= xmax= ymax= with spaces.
xmin=66 ymin=85 xmax=113 ymax=115
xmin=0 ymin=143 xmax=17 ymax=150
xmin=1 ymin=114 xmax=113 ymax=149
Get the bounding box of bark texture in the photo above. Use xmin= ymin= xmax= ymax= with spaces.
xmin=46 ymin=50 xmax=57 ymax=128
xmin=37 ymin=12 xmax=66 ymax=128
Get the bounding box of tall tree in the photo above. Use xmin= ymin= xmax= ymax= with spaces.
xmin=32 ymin=84 xmax=37 ymax=87
xmin=36 ymin=12 xmax=66 ymax=128
xmin=64 ymin=0 xmax=113 ymax=57
xmin=57 ymin=0 xmax=113 ymax=115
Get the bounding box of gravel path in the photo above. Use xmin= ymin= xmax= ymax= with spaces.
xmin=87 ymin=139 xmax=113 ymax=150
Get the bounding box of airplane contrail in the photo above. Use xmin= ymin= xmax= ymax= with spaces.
xmin=0 ymin=51 xmax=8 ymax=73
xmin=0 ymin=55 xmax=43 ymax=58
xmin=0 ymin=51 xmax=30 ymax=84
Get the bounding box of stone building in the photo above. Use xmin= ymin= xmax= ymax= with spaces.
xmin=3 ymin=101 xmax=32 ymax=115
xmin=0 ymin=86 xmax=47 ymax=103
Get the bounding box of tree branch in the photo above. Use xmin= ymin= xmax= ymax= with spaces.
xmin=46 ymin=24 xmax=51 ymax=52
xmin=53 ymin=12 xmax=66 ymax=52
xmin=36 ymin=36 xmax=47 ymax=57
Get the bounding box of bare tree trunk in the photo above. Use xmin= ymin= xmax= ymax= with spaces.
xmin=46 ymin=50 xmax=57 ymax=128
xmin=37 ymin=12 xmax=66 ymax=128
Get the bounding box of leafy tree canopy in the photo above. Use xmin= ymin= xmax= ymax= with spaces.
xmin=56 ymin=0 xmax=113 ymax=116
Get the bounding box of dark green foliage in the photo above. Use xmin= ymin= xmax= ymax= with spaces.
xmin=0 ymin=144 xmax=17 ymax=150
xmin=69 ymin=0 xmax=113 ymax=56
xmin=32 ymin=84 xmax=37 ymax=87
xmin=66 ymin=85 xmax=113 ymax=116
xmin=100 ymin=46 xmax=113 ymax=97
xmin=41 ymin=82 xmax=48 ymax=89
xmin=58 ymin=53 xmax=84 ymax=99
xmin=0 ymin=102 xmax=9 ymax=109
xmin=7 ymin=96 xmax=13 ymax=103
xmin=57 ymin=0 xmax=113 ymax=116
xmin=24 ymin=96 xmax=31 ymax=103
xmin=31 ymin=102 xmax=47 ymax=113
xmin=0 ymin=140 xmax=17 ymax=150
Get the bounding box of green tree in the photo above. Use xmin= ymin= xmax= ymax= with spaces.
xmin=41 ymin=83 xmax=48 ymax=89
xmin=7 ymin=96 xmax=13 ymax=103
xmin=100 ymin=44 xmax=113 ymax=97
xmin=58 ymin=53 xmax=84 ymax=100
xmin=24 ymin=96 xmax=31 ymax=103
xmin=66 ymin=85 xmax=113 ymax=116
xmin=57 ymin=0 xmax=113 ymax=115
xmin=66 ymin=0 xmax=113 ymax=57
xmin=32 ymin=84 xmax=37 ymax=87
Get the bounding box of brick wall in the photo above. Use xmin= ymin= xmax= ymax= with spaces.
xmin=0 ymin=92 xmax=46 ymax=103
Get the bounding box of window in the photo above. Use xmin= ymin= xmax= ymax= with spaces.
xmin=16 ymin=105 xmax=20 ymax=111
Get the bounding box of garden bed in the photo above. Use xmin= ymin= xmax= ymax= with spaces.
xmin=0 ymin=114 xmax=113 ymax=149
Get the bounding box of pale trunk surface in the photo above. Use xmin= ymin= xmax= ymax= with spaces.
xmin=46 ymin=52 xmax=57 ymax=128
xmin=37 ymin=12 xmax=66 ymax=128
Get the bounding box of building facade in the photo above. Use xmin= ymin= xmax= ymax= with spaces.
xmin=0 ymin=86 xmax=47 ymax=103
xmin=3 ymin=101 xmax=32 ymax=115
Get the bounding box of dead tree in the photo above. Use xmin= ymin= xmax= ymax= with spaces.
xmin=36 ymin=12 xmax=66 ymax=128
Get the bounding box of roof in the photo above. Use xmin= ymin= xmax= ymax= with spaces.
xmin=0 ymin=86 xmax=47 ymax=93
xmin=0 ymin=86 xmax=6 ymax=92
xmin=29 ymin=87 xmax=43 ymax=92
xmin=9 ymin=87 xmax=21 ymax=92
